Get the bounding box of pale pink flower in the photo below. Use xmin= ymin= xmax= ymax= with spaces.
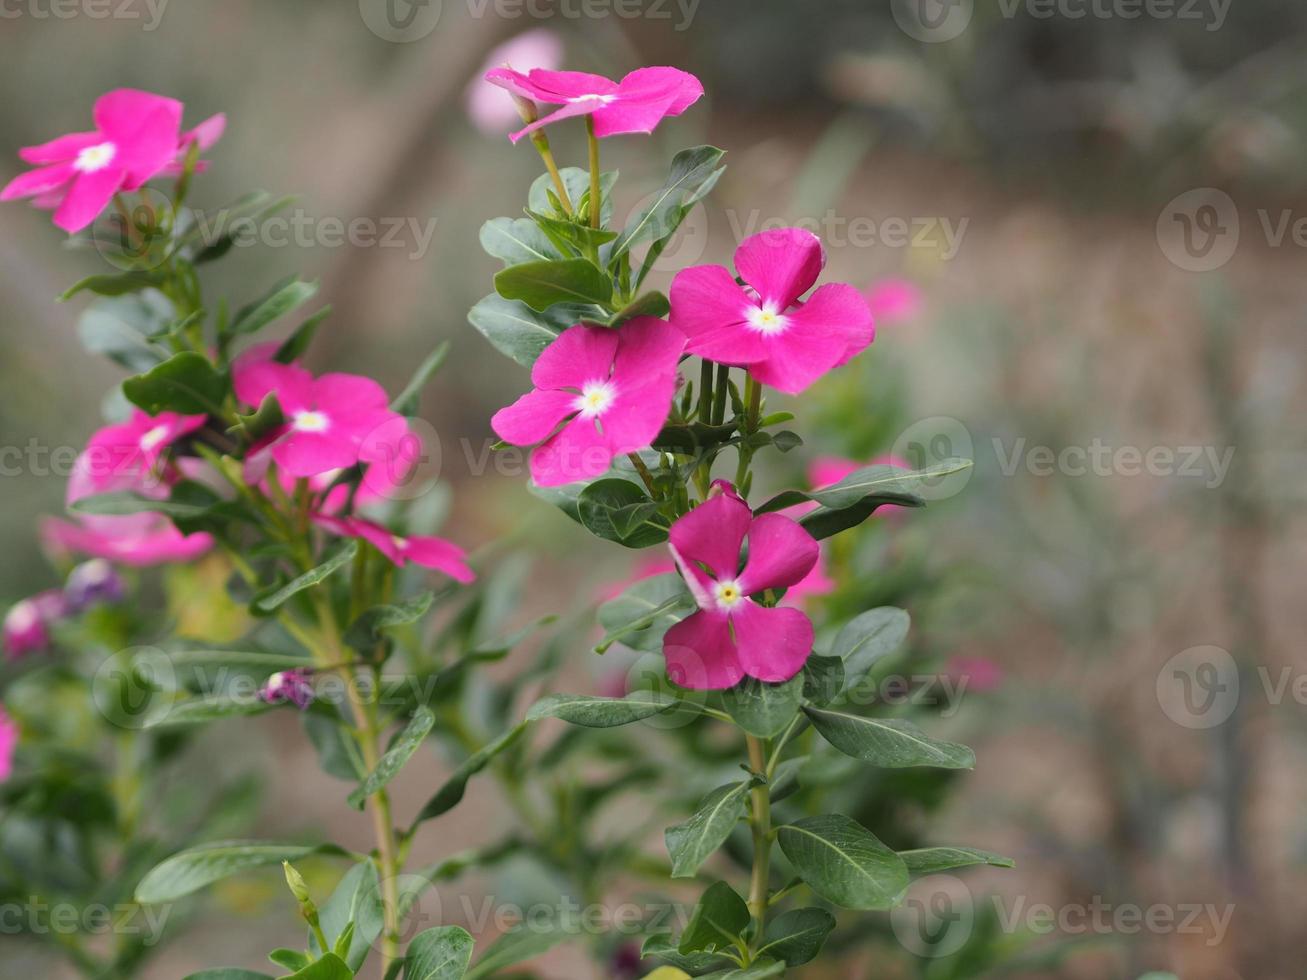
xmin=4 ymin=597 xmax=53 ymax=659
xmin=865 ymin=278 xmax=923 ymax=325
xmin=947 ymin=656 xmax=1004 ymax=693
xmin=492 ymin=318 xmax=685 ymax=487
xmin=669 ymin=228 xmax=875 ymax=394
xmin=161 ymin=112 xmax=226 ymax=178
xmin=2 ymin=89 xmax=188 ymax=233
xmin=467 ymin=30 xmax=564 ymax=135
xmin=663 ymin=484 xmax=818 ymax=690
xmin=485 ymin=65 xmax=703 ymax=143
xmin=314 ymin=514 xmax=475 ymax=584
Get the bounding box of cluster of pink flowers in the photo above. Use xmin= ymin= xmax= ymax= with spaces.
xmin=0 ymin=88 xmax=223 ymax=233
xmin=3 ymin=560 xmax=125 ymax=660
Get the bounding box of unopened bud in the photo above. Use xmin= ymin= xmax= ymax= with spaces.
xmin=283 ymin=861 xmax=312 ymax=906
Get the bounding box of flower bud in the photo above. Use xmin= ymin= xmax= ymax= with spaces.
xmin=65 ymin=559 xmax=125 ymax=612
xmin=282 ymin=861 xmax=312 ymax=907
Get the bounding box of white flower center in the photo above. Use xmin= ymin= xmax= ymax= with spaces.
xmin=6 ymin=601 xmax=38 ymax=633
xmin=293 ymin=410 xmax=331 ymax=433
xmin=713 ymin=579 xmax=745 ymax=610
xmin=139 ymin=425 xmax=171 ymax=452
xmin=574 ymin=380 xmax=617 ymax=419
xmin=569 ymin=93 xmax=616 ymax=105
xmin=267 ymin=671 xmax=287 ymax=688
xmin=746 ymin=302 xmax=789 ymax=336
xmin=74 ymin=141 xmax=117 ymax=173
xmin=390 ymin=534 xmax=408 ymax=551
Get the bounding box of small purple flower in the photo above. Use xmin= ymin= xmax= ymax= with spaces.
xmin=64 ymin=559 xmax=125 ymax=612
xmin=260 ymin=668 xmax=315 ymax=709
xmin=610 ymin=943 xmax=642 ymax=978
xmin=4 ymin=590 xmax=67 ymax=660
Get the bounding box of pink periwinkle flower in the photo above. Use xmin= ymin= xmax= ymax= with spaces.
xmin=866 ymin=278 xmax=923 ymax=325
xmin=663 ymin=483 xmax=819 ymax=690
xmin=233 ymin=353 xmax=406 ymax=479
xmin=260 ymin=668 xmax=315 ymax=710
xmin=0 ymin=708 xmax=17 ymax=783
xmin=315 ymin=514 xmax=475 ymax=584
xmin=484 ymin=66 xmax=703 ymax=144
xmin=467 ymin=29 xmax=564 ymax=135
xmin=3 ymin=590 xmax=67 ymax=660
xmin=41 ymin=449 xmax=212 ymax=567
xmin=64 ymin=559 xmax=126 ymax=611
xmin=669 ymin=228 xmax=875 ymax=395
xmin=161 ymin=112 xmax=226 ymax=178
xmin=82 ymin=409 xmax=206 ymax=491
xmin=947 ymin=656 xmax=1004 ymax=693
xmin=0 ymin=90 xmax=215 ymax=233
xmin=491 ymin=318 xmax=685 ymax=487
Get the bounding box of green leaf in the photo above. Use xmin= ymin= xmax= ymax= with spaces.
xmin=235 ymin=391 xmax=284 ymax=441
xmin=699 ymin=960 xmax=786 ymax=979
xmin=467 ymin=293 xmax=590 ymax=367
xmin=829 ymin=607 xmax=910 ymax=690
xmin=61 ymin=270 xmax=163 ymax=300
xmin=391 ymin=342 xmax=451 ymax=415
xmin=70 ymin=491 xmax=212 ymax=519
xmin=528 ymin=167 xmax=618 ymax=224
xmin=665 ymin=781 xmax=751 ymax=878
xmin=136 ymin=840 xmax=347 ymax=904
xmin=403 ymin=925 xmax=475 ymax=980
xmin=678 ymin=881 xmax=750 ymax=955
xmin=182 ymin=971 xmax=275 ymax=980
xmin=253 ymin=541 xmax=358 ymax=613
xmin=78 ymin=291 xmax=172 ymax=371
xmin=463 ymin=928 xmax=568 ymax=980
xmin=282 ymin=953 xmax=353 ymax=979
xmin=639 ymin=937 xmax=732 ymax=975
xmin=411 ymin=723 xmax=527 ymax=827
xmin=269 ymin=950 xmax=311 ymax=972
xmin=274 ymin=307 xmax=333 ymax=363
xmin=721 ymin=675 xmax=803 ymax=738
xmin=305 ymin=712 xmax=367 ymax=782
xmin=150 ymin=695 xmax=272 ymax=728
xmin=755 ymin=908 xmax=836 ymax=967
xmin=609 ymin=290 xmax=670 ymax=325
xmin=494 ymin=258 xmax=613 ymax=312
xmin=345 ymin=591 xmax=435 ymax=653
xmin=768 ymin=756 xmax=807 ymax=803
xmin=232 ymin=277 xmax=320 ymax=335
xmin=595 ymin=573 xmax=695 ymax=653
xmin=479 ymin=216 xmax=559 ymax=266
xmin=776 ymin=814 xmax=909 ymax=910
xmin=899 ymin=846 xmax=1015 ymax=876
xmin=802 ymin=705 xmax=975 ymax=770
xmin=525 ymin=207 xmax=619 ymax=254
xmin=167 ymin=649 xmax=310 ymax=674
xmin=525 ymin=692 xmax=684 ymax=728
xmin=347 ymin=707 xmax=435 ymax=810
xmin=801 ymin=655 xmax=844 ymax=706
xmin=309 ymin=861 xmax=384 ymax=971
xmin=611 ymin=146 xmax=726 ymax=258
xmin=577 ymin=478 xmax=670 ymax=548
xmin=122 ymin=350 xmax=226 ymax=415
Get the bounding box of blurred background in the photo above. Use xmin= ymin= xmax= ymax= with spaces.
xmin=1 ymin=1 xmax=1305 ymax=977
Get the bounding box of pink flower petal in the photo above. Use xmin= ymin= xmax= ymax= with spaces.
xmin=93 ymin=89 xmax=182 ymax=144
xmin=668 ymin=492 xmax=751 ymax=581
xmin=609 ymin=316 xmax=685 ymax=389
xmin=508 ymin=99 xmax=608 ymax=143
xmin=531 ymin=324 xmax=619 ymax=391
xmin=0 ymin=162 xmax=76 ymax=201
xmin=738 ymin=512 xmax=818 ymax=595
xmin=233 ymin=358 xmax=314 ymax=413
xmin=487 ymin=67 xmax=620 ymax=103
xmin=735 ymin=227 xmax=825 ymax=309
xmin=404 ymin=535 xmax=476 ymax=583
xmin=617 ymin=66 xmax=704 ymax=117
xmin=53 ymin=167 xmax=126 ymax=233
xmin=491 ymin=387 xmax=576 ymax=445
xmin=273 ymin=431 xmax=359 ymax=477
xmin=663 ymin=609 xmax=744 ymax=690
xmin=669 ymin=265 xmax=772 ymax=365
xmin=313 ymin=373 xmax=392 ymax=418
xmin=18 ymin=131 xmax=100 ymax=165
xmin=731 ymin=602 xmax=813 ymax=683
xmin=184 ymin=113 xmax=227 ymax=152
xmin=529 ymin=412 xmax=614 ymax=486
xmin=747 ymin=284 xmax=872 ymax=395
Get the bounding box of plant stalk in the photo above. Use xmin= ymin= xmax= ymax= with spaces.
xmin=745 ymin=734 xmax=772 ymax=948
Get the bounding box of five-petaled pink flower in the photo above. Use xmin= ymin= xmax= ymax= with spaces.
xmin=663 ymin=483 xmax=819 ymax=690
xmin=866 ymin=278 xmax=923 ymax=325
xmin=315 ymin=514 xmax=476 ymax=584
xmin=484 ymin=66 xmax=703 ymax=143
xmin=0 ymin=707 xmax=17 ymax=783
xmin=1 ymin=90 xmax=208 ymax=233
xmin=669 ymin=227 xmax=875 ymax=395
xmin=234 ymin=354 xmax=404 ymax=479
xmin=3 ymin=591 xmax=65 ymax=660
xmin=82 ymin=409 xmax=206 ymax=490
xmin=492 ymin=317 xmax=685 ymax=487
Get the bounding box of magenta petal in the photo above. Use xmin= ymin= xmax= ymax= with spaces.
xmin=53 ymin=167 xmax=125 ymax=233
xmin=731 ymin=602 xmax=814 ymax=683
xmin=748 ymin=285 xmax=871 ymax=394
xmin=531 ymin=324 xmax=619 ymax=390
xmin=508 ymin=98 xmax=606 ymax=143
xmin=529 ymin=413 xmax=613 ymax=487
xmin=487 ymin=67 xmax=619 ymax=103
xmin=609 ymin=316 xmax=686 ymax=388
xmin=313 ymin=373 xmax=392 ymax=418
xmin=669 ymin=266 xmax=772 ymax=364
xmin=617 ymin=67 xmax=704 ymax=116
xmin=735 ymin=228 xmax=825 ymax=309
xmin=404 ymin=536 xmax=476 ymax=583
xmin=186 ymin=113 xmax=227 ymax=151
xmin=18 ymin=131 xmax=100 ymax=165
xmin=273 ymin=431 xmax=358 ymax=477
xmin=738 ymin=513 xmax=819 ymax=594
xmin=233 ymin=359 xmax=314 ymax=412
xmin=1 ymin=162 xmax=76 ymax=202
xmin=663 ymin=610 xmax=744 ymax=691
xmin=492 ymin=388 xmax=576 ymax=445
xmin=668 ymin=492 xmax=751 ymax=581
xmin=93 ymin=89 xmax=182 ymax=143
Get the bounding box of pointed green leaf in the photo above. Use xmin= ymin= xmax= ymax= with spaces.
xmin=803 ymin=705 xmax=975 ymax=770
xmin=776 ymin=814 xmax=909 ymax=910
xmin=479 ymin=216 xmax=559 ymax=266
xmin=665 ymin=781 xmax=751 ymax=878
xmin=829 ymin=607 xmax=909 ymax=689
xmin=463 ymin=928 xmax=568 ymax=980
xmin=721 ymin=675 xmax=803 ymax=738
xmin=347 ymin=707 xmax=435 ymax=810
xmin=525 ymin=692 xmax=685 ymax=728
xmin=900 ymin=846 xmax=1014 ymax=876
xmin=122 ymin=350 xmax=226 ymax=415
xmin=403 ymin=925 xmax=475 ymax=980
xmin=493 ymin=258 xmax=613 ymax=312
xmin=232 ymin=277 xmax=320 ymax=335
xmin=411 ymin=723 xmax=527 ymax=826
xmin=755 ymin=907 xmax=836 ymax=966
xmin=677 ymin=881 xmax=749 ymax=955
xmin=253 ymin=541 xmax=358 ymax=613
xmin=136 ymin=840 xmax=348 ymax=904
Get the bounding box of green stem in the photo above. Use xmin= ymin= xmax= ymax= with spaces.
xmin=745 ymin=734 xmax=772 ymax=947
xmin=585 ymin=115 xmax=601 ymax=229
xmin=712 ymin=363 xmax=730 ymax=426
xmin=529 ymin=131 xmax=573 ymax=215
xmin=628 ymin=452 xmax=657 ymax=496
